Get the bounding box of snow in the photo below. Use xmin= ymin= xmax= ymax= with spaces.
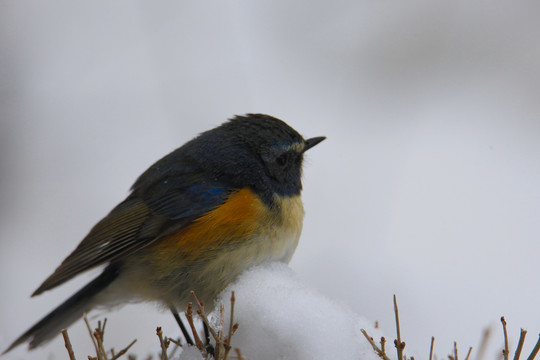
xmin=176 ymin=263 xmax=382 ymax=360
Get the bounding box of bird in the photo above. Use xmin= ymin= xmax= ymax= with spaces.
xmin=4 ymin=113 xmax=325 ymax=353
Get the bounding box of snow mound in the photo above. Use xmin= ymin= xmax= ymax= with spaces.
xmin=178 ymin=263 xmax=382 ymax=360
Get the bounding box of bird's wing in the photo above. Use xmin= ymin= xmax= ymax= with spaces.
xmin=32 ymin=174 xmax=229 ymax=296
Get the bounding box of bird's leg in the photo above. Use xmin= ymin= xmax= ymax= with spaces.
xmin=203 ymin=322 xmax=215 ymax=355
xmin=203 ymin=322 xmax=210 ymax=345
xmin=169 ymin=306 xmax=194 ymax=346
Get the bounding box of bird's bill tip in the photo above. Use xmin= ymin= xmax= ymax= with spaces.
xmin=303 ymin=136 xmax=326 ymax=152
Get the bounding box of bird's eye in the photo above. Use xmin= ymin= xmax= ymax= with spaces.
xmin=276 ymin=153 xmax=288 ymax=167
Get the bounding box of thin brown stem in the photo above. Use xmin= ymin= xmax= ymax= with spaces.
xmin=61 ymin=329 xmax=76 ymax=360
xmin=168 ymin=337 xmax=183 ymax=347
xmin=228 ymin=291 xmax=236 ymax=342
xmin=191 ymin=291 xmax=220 ymax=341
xmin=156 ymin=327 xmax=169 ymax=360
xmin=94 ymin=330 xmax=107 ymax=359
xmin=223 ymin=291 xmax=237 ymax=360
xmin=393 ymin=295 xmax=405 ymax=360
xmin=83 ymin=313 xmax=105 ymax=360
xmin=527 ymin=334 xmax=540 ymax=360
xmin=185 ymin=302 xmax=204 ymax=351
xmin=501 ymin=317 xmax=509 ymax=360
xmin=361 ymin=329 xmax=392 ymax=360
xmin=219 ymin=303 xmax=225 ymax=340
xmin=465 ymin=347 xmax=473 ymax=360
xmin=94 ymin=319 xmax=108 ymax=359
xmin=110 ymin=339 xmax=137 ymax=360
xmin=514 ymin=329 xmax=528 ymax=360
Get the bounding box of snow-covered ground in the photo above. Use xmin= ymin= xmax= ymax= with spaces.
xmin=1 ymin=2 xmax=540 ymax=359
xmin=200 ymin=263 xmax=382 ymax=360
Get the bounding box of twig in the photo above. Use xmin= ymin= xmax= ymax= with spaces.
xmin=94 ymin=329 xmax=107 ymax=359
xmin=102 ymin=319 xmax=107 ymax=337
xmin=394 ymin=295 xmax=406 ymax=360
xmin=228 ymin=291 xmax=237 ymax=339
xmin=502 ymin=317 xmax=509 ymax=360
xmin=203 ymin=322 xmax=211 ymax=347
xmin=191 ymin=291 xmax=220 ymax=342
xmin=514 ymin=329 xmax=527 ymax=360
xmin=159 ymin=336 xmax=182 ymax=360
xmin=212 ymin=303 xmax=226 ymax=360
xmin=166 ymin=337 xmax=182 ymax=359
xmin=430 ymin=337 xmax=435 ymax=360
xmin=454 ymin=342 xmax=459 ymax=360
xmin=97 ymin=318 xmax=108 ymax=357
xmin=223 ymin=291 xmax=238 ymax=360
xmin=527 ymin=334 xmax=540 ymax=360
xmin=381 ymin=337 xmax=386 ymax=354
xmin=83 ymin=313 xmax=105 ymax=360
xmin=465 ymin=347 xmax=473 ymax=360
xmin=214 ymin=303 xmax=226 ymax=359
xmin=185 ymin=302 xmax=204 ymax=351
xmin=92 ymin=320 xmax=106 ymax=358
xmin=97 ymin=319 xmax=107 ymax=342
xmin=168 ymin=337 xmax=183 ymax=347
xmin=234 ymin=348 xmax=243 ymax=360
xmin=361 ymin=329 xmax=392 ymax=360
xmin=156 ymin=327 xmax=169 ymax=360
xmin=110 ymin=339 xmax=137 ymax=360
xmin=220 ymin=303 xmax=225 ymax=339
xmin=61 ymin=329 xmax=77 ymax=360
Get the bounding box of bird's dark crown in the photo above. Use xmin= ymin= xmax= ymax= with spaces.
xmin=133 ymin=114 xmax=324 ymax=206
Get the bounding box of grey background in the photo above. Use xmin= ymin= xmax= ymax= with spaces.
xmin=1 ymin=1 xmax=539 ymax=359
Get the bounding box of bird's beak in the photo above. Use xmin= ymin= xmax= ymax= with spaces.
xmin=303 ymin=136 xmax=326 ymax=152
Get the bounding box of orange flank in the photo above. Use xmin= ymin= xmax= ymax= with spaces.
xmin=153 ymin=188 xmax=265 ymax=263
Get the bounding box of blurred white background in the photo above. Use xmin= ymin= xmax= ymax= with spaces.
xmin=1 ymin=1 xmax=539 ymax=359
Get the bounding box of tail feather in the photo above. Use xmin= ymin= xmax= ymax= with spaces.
xmin=3 ymin=263 xmax=120 ymax=353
